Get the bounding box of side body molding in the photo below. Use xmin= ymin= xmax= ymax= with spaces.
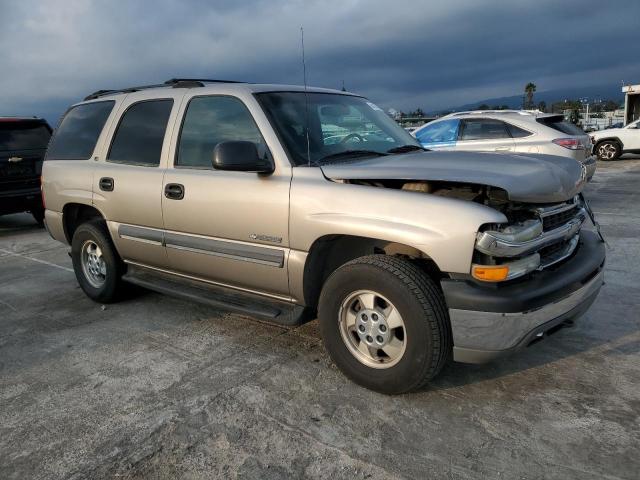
xmin=114 ymin=223 xmax=285 ymax=268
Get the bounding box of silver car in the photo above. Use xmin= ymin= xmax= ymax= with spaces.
xmin=412 ymin=110 xmax=597 ymax=180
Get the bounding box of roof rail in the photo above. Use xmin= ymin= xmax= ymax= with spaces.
xmin=83 ymin=77 xmax=244 ymax=101
xmin=164 ymin=78 xmax=244 ymax=85
xmin=442 ymin=109 xmax=535 ymax=118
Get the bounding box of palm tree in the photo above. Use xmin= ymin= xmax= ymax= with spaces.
xmin=524 ymin=82 xmax=537 ymax=109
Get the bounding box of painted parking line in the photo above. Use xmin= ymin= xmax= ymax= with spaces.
xmin=0 ymin=248 xmax=74 ymax=273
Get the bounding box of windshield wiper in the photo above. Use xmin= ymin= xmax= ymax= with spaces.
xmin=386 ymin=145 xmax=426 ymax=154
xmin=318 ymin=150 xmax=388 ymax=164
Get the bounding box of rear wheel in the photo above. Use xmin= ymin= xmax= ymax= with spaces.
xmin=596 ymin=141 xmax=621 ymax=161
xmin=318 ymin=255 xmax=451 ymax=394
xmin=71 ymin=221 xmax=125 ymax=303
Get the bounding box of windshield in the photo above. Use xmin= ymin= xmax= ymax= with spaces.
xmin=255 ymin=92 xmax=421 ymax=165
xmin=0 ymin=122 xmax=51 ymax=151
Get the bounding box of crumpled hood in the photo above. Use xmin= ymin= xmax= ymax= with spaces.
xmin=321 ymin=150 xmax=587 ymax=203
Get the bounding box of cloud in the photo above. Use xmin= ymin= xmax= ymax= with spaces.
xmin=1 ymin=0 xmax=638 ymax=121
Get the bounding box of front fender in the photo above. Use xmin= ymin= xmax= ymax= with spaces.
xmin=290 ymin=168 xmax=507 ymax=274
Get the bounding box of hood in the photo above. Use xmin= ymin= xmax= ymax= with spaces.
xmin=321 ymin=151 xmax=586 ymax=203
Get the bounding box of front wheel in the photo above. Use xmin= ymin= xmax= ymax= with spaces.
xmin=71 ymin=221 xmax=125 ymax=303
xmin=318 ymin=255 xmax=451 ymax=394
xmin=596 ymin=141 xmax=621 ymax=161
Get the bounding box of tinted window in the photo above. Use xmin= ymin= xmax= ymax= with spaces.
xmin=108 ymin=99 xmax=173 ymax=166
xmin=0 ymin=122 xmax=51 ymax=151
xmin=177 ymin=96 xmax=265 ymax=168
xmin=460 ymin=119 xmax=510 ymax=140
xmin=415 ymin=119 xmax=459 ymax=144
xmin=46 ymin=101 xmax=114 ymax=160
xmin=506 ymin=123 xmax=532 ymax=138
xmin=536 ymin=116 xmax=585 ymax=135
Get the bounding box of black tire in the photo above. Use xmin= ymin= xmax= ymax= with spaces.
xmin=318 ymin=255 xmax=451 ymax=394
xmin=71 ymin=221 xmax=125 ymax=303
xmin=31 ymin=206 xmax=45 ymax=227
xmin=596 ymin=141 xmax=621 ymax=161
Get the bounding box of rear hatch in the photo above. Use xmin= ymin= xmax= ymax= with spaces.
xmin=536 ymin=115 xmax=592 ymax=159
xmin=0 ymin=119 xmax=51 ymax=194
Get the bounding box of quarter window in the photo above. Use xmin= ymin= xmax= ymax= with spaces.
xmin=176 ymin=96 xmax=266 ymax=168
xmin=107 ymin=99 xmax=173 ymax=166
xmin=506 ymin=123 xmax=532 ymax=138
xmin=46 ymin=101 xmax=114 ymax=160
xmin=460 ymin=119 xmax=510 ymax=140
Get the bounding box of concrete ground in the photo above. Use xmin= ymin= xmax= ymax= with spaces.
xmin=1 ymin=158 xmax=639 ymax=480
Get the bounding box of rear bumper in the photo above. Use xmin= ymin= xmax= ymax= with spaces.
xmin=442 ymin=230 xmax=605 ymax=364
xmin=44 ymin=209 xmax=67 ymax=244
xmin=0 ymin=187 xmax=42 ymax=215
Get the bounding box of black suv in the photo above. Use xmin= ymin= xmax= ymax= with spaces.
xmin=0 ymin=117 xmax=52 ymax=225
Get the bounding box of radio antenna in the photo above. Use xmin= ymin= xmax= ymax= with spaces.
xmin=301 ymin=27 xmax=311 ymax=167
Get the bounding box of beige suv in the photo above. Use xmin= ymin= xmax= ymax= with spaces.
xmin=43 ymin=79 xmax=605 ymax=393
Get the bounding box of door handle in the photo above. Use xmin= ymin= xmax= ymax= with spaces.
xmin=99 ymin=177 xmax=114 ymax=191
xmin=164 ymin=183 xmax=184 ymax=200
xmin=494 ymin=146 xmax=511 ymax=151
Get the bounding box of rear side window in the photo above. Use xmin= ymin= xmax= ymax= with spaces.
xmin=108 ymin=99 xmax=173 ymax=166
xmin=460 ymin=119 xmax=510 ymax=140
xmin=46 ymin=101 xmax=114 ymax=160
xmin=506 ymin=123 xmax=532 ymax=138
xmin=536 ymin=116 xmax=585 ymax=136
xmin=0 ymin=122 xmax=51 ymax=151
xmin=176 ymin=96 xmax=265 ymax=168
xmin=415 ymin=119 xmax=459 ymax=144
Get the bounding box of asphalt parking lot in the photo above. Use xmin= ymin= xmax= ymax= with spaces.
xmin=1 ymin=158 xmax=639 ymax=480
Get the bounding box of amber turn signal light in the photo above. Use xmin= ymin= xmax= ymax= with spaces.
xmin=471 ymin=264 xmax=509 ymax=282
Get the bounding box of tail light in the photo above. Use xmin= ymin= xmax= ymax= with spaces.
xmin=40 ymin=175 xmax=46 ymax=209
xmin=552 ymin=138 xmax=584 ymax=150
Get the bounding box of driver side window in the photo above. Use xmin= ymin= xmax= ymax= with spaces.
xmin=176 ymin=96 xmax=267 ymax=169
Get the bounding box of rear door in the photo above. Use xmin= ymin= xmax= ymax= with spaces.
xmin=456 ymin=118 xmax=515 ymax=152
xmin=92 ymin=91 xmax=183 ymax=269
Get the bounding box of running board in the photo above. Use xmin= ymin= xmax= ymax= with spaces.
xmin=122 ymin=265 xmax=313 ymax=327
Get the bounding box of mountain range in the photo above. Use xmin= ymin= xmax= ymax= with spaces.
xmin=431 ymin=84 xmax=626 ymax=114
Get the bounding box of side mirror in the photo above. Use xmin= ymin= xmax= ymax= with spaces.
xmin=212 ymin=141 xmax=274 ymax=173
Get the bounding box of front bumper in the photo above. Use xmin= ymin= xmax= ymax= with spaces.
xmin=583 ymin=154 xmax=597 ymax=181
xmin=442 ymin=230 xmax=605 ymax=364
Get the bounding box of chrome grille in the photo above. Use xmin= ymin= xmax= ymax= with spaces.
xmin=542 ymin=205 xmax=579 ymax=232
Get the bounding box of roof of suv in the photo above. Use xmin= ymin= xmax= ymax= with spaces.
xmin=440 ymin=110 xmax=562 ymax=123
xmin=0 ymin=116 xmax=48 ymax=123
xmin=82 ymin=78 xmax=350 ymax=102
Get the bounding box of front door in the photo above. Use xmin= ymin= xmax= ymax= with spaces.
xmin=92 ymin=92 xmax=182 ymax=268
xmin=161 ymin=94 xmax=291 ymax=298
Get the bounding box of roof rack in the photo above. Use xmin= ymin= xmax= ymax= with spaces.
xmin=84 ymin=77 xmax=244 ymax=101
xmin=443 ymin=110 xmax=535 ymax=118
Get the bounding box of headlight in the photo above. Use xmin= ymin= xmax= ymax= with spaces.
xmin=479 ymin=219 xmax=542 ymax=245
xmin=472 ymin=253 xmax=540 ymax=282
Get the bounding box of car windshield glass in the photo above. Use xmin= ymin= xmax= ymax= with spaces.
xmin=255 ymin=92 xmax=420 ymax=165
xmin=0 ymin=122 xmax=50 ymax=151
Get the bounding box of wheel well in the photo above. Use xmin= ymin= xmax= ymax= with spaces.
xmin=62 ymin=203 xmax=105 ymax=243
xmin=302 ymin=234 xmax=442 ymax=310
xmin=595 ymin=137 xmax=623 ymax=150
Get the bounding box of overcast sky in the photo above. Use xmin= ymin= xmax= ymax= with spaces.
xmin=1 ymin=0 xmax=639 ymax=122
